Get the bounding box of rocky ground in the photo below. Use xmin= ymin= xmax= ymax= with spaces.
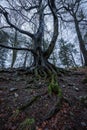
xmin=0 ymin=67 xmax=87 ymax=130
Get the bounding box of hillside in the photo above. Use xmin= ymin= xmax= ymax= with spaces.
xmin=0 ymin=67 xmax=87 ymax=130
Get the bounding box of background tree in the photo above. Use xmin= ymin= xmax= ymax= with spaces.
xmin=59 ymin=38 xmax=77 ymax=68
xmin=60 ymin=0 xmax=87 ymax=66
xmin=0 ymin=30 xmax=9 ymax=68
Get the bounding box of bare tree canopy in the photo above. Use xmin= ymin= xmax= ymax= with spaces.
xmin=0 ymin=0 xmax=87 ymax=69
xmin=0 ymin=0 xmax=59 ymax=74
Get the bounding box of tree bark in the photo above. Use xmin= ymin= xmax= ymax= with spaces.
xmin=0 ymin=0 xmax=59 ymax=73
xmin=44 ymin=0 xmax=58 ymax=59
xmin=11 ymin=30 xmax=18 ymax=68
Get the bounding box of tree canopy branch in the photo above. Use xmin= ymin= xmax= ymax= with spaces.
xmin=0 ymin=44 xmax=35 ymax=54
xmin=0 ymin=5 xmax=35 ymax=39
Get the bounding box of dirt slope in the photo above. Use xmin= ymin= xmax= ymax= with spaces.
xmin=0 ymin=67 xmax=87 ymax=130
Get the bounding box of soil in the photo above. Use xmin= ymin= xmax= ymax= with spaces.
xmin=0 ymin=67 xmax=87 ymax=130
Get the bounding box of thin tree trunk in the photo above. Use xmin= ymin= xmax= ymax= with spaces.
xmin=23 ymin=51 xmax=28 ymax=68
xmin=74 ymin=16 xmax=87 ymax=66
xmin=44 ymin=0 xmax=58 ymax=59
xmin=11 ymin=30 xmax=18 ymax=68
xmin=70 ymin=52 xmax=77 ymax=67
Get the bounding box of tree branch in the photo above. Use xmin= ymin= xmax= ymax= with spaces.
xmin=0 ymin=26 xmax=11 ymax=29
xmin=0 ymin=5 xmax=35 ymax=39
xmin=0 ymin=44 xmax=35 ymax=54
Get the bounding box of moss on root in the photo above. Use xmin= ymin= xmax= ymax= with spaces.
xmin=18 ymin=118 xmax=35 ymax=130
xmin=48 ymin=74 xmax=62 ymax=97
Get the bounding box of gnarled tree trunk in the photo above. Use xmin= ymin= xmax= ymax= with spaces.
xmin=0 ymin=0 xmax=59 ymax=74
xmin=29 ymin=0 xmax=59 ymax=74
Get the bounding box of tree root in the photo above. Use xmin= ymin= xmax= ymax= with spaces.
xmin=27 ymin=61 xmax=59 ymax=79
xmin=19 ymin=96 xmax=39 ymax=111
xmin=62 ymin=96 xmax=72 ymax=106
xmin=43 ymin=97 xmax=62 ymax=121
xmin=42 ymin=96 xmax=71 ymax=121
xmin=19 ymin=92 xmax=47 ymax=111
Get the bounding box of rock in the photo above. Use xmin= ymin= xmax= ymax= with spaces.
xmin=14 ymin=93 xmax=19 ymax=98
xmin=15 ymin=77 xmax=23 ymax=81
xmin=62 ymin=85 xmax=66 ymax=88
xmin=73 ymin=86 xmax=79 ymax=91
xmin=9 ymin=87 xmax=18 ymax=92
xmin=38 ymin=82 xmax=42 ymax=85
xmin=81 ymin=122 xmax=86 ymax=127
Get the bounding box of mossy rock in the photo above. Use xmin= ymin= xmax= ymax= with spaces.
xmin=48 ymin=75 xmax=62 ymax=97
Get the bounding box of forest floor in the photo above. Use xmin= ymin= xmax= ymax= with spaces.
xmin=0 ymin=67 xmax=87 ymax=130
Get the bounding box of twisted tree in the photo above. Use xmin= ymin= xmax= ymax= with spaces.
xmin=0 ymin=1 xmax=70 ymax=119
xmin=0 ymin=0 xmax=59 ymax=75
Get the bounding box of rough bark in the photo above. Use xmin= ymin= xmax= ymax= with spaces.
xmin=44 ymin=0 xmax=58 ymax=59
xmin=0 ymin=0 xmax=59 ymax=74
xmin=11 ymin=30 xmax=18 ymax=68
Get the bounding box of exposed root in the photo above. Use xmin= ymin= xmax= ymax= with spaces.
xmin=42 ymin=96 xmax=71 ymax=121
xmin=19 ymin=96 xmax=39 ymax=111
xmin=17 ymin=118 xmax=35 ymax=130
xmin=43 ymin=97 xmax=62 ymax=121
xmin=9 ymin=64 xmax=70 ymax=119
xmin=27 ymin=60 xmax=59 ymax=79
xmin=63 ymin=96 xmax=72 ymax=106
xmin=19 ymin=92 xmax=47 ymax=111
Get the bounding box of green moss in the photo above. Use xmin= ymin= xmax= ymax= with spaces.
xmin=48 ymin=75 xmax=62 ymax=97
xmin=19 ymin=118 xmax=35 ymax=130
xmin=21 ymin=118 xmax=35 ymax=126
xmin=11 ymin=109 xmax=20 ymax=119
xmin=58 ymin=86 xmax=62 ymax=97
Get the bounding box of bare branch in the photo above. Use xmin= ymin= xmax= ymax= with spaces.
xmin=0 ymin=26 xmax=11 ymax=29
xmin=0 ymin=6 xmax=35 ymax=39
xmin=0 ymin=44 xmax=35 ymax=54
